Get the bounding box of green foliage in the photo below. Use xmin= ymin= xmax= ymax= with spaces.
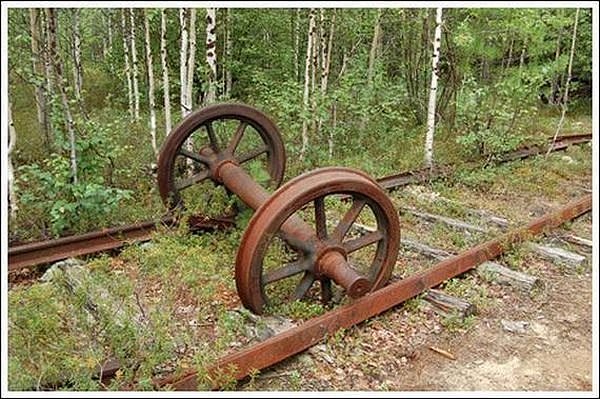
xmin=16 ymin=153 xmax=132 ymax=238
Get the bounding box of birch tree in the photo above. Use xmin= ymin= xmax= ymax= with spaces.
xmin=300 ymin=8 xmax=316 ymax=160
xmin=71 ymin=9 xmax=83 ymax=101
xmin=29 ymin=8 xmax=50 ymax=146
xmin=144 ymin=9 xmax=157 ymax=156
xmin=160 ymin=8 xmax=172 ymax=135
xmin=185 ymin=8 xmax=197 ymax=113
xmin=423 ymin=7 xmax=443 ymax=169
xmin=205 ymin=8 xmax=217 ymax=104
xmin=179 ymin=8 xmax=189 ymax=117
xmin=8 ymin=99 xmax=17 ymax=218
xmin=121 ymin=9 xmax=134 ymax=120
xmin=321 ymin=9 xmax=335 ymax=95
xmin=46 ymin=8 xmax=78 ymax=184
xmin=547 ymin=8 xmax=580 ymax=157
xmin=224 ymin=8 xmax=233 ymax=98
xmin=294 ymin=8 xmax=300 ymax=81
xmin=129 ymin=8 xmax=140 ymax=120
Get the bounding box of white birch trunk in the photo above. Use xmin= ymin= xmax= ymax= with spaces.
xmin=185 ymin=8 xmax=197 ymax=113
xmin=41 ymin=9 xmax=54 ymax=137
xmin=294 ymin=8 xmax=300 ymax=81
xmin=144 ymin=9 xmax=157 ymax=156
xmin=30 ymin=8 xmax=50 ymax=146
xmin=205 ymin=8 xmax=217 ymax=104
xmin=225 ymin=8 xmax=232 ymax=98
xmin=319 ymin=9 xmax=326 ymax=86
xmin=179 ymin=8 xmax=189 ymax=117
xmin=121 ymin=9 xmax=134 ymax=121
xmin=129 ymin=8 xmax=140 ymax=121
xmin=423 ymin=7 xmax=443 ymax=169
xmin=72 ymin=9 xmax=83 ymax=101
xmin=160 ymin=8 xmax=172 ymax=135
xmin=8 ymin=99 xmax=17 ymax=218
xmin=547 ymin=8 xmax=580 ymax=157
xmin=300 ymin=9 xmax=316 ymax=160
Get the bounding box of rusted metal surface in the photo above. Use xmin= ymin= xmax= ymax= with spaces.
xmin=157 ymin=103 xmax=401 ymax=313
xmin=156 ymin=194 xmax=591 ymax=390
xmin=376 ymin=133 xmax=592 ymax=191
xmin=157 ymin=103 xmax=286 ymax=210
xmin=8 ymin=216 xmax=235 ymax=272
xmin=235 ymin=167 xmax=400 ymax=313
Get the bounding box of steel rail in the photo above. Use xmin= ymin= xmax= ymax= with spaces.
xmin=8 ymin=215 xmax=235 ymax=272
xmin=155 ymin=193 xmax=591 ymax=390
xmin=376 ymin=133 xmax=592 ymax=189
xmin=8 ymin=133 xmax=591 ymax=273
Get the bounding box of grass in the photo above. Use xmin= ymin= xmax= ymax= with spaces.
xmin=7 ymin=67 xmax=593 ymax=390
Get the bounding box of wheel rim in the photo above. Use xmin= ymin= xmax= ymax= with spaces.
xmin=235 ymin=167 xmax=401 ymax=314
xmin=157 ymin=103 xmax=286 ymax=211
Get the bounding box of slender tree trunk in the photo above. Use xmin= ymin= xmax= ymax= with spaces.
xmin=41 ymin=9 xmax=55 ymax=137
xmin=424 ymin=7 xmax=443 ymax=169
xmin=179 ymin=8 xmax=189 ymax=117
xmin=225 ymin=8 xmax=232 ymax=98
xmin=30 ymin=8 xmax=50 ymax=147
xmin=367 ymin=9 xmax=383 ymax=85
xmin=47 ymin=8 xmax=78 ymax=184
xmin=360 ymin=8 xmax=383 ymax=131
xmin=319 ymin=9 xmax=326 ymax=86
xmin=107 ymin=10 xmax=113 ymax=54
xmin=547 ymin=8 xmax=579 ymax=157
xmin=121 ymin=9 xmax=134 ymax=121
xmin=300 ymin=8 xmax=316 ymax=160
xmin=294 ymin=8 xmax=300 ymax=82
xmin=8 ymin=99 xmax=17 ymax=218
xmin=321 ymin=9 xmax=335 ymax=95
xmin=129 ymin=8 xmax=140 ymax=120
xmin=310 ymin=9 xmax=319 ymax=134
xmin=518 ymin=41 xmax=527 ymax=71
xmin=503 ymin=37 xmax=514 ymax=72
xmin=329 ymin=100 xmax=336 ymax=159
xmin=185 ymin=8 xmax=197 ymax=112
xmin=144 ymin=9 xmax=158 ymax=157
xmin=160 ymin=8 xmax=172 ymax=135
xmin=71 ymin=9 xmax=83 ymax=101
xmin=205 ymin=8 xmax=217 ymax=104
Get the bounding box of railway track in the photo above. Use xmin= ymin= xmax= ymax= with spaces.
xmin=6 ymin=101 xmax=593 ymax=390
xmin=7 ymin=133 xmax=591 ymax=274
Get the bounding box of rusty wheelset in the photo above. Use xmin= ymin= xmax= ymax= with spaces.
xmin=157 ymin=103 xmax=400 ymax=314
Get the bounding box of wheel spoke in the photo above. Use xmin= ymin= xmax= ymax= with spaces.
xmin=227 ymin=121 xmax=247 ymax=154
xmin=278 ymin=231 xmax=315 ymax=254
xmin=314 ymin=197 xmax=327 ymax=240
xmin=237 ymin=145 xmax=269 ymax=164
xmin=179 ymin=149 xmax=211 ymax=165
xmin=321 ymin=278 xmax=332 ymax=303
xmin=293 ymin=272 xmax=315 ymax=300
xmin=205 ymin=122 xmax=220 ymax=151
xmin=263 ymin=259 xmax=310 ymax=285
xmin=331 ymin=198 xmax=367 ymax=242
xmin=343 ymin=230 xmax=383 ymax=253
xmin=174 ymin=169 xmax=210 ymax=190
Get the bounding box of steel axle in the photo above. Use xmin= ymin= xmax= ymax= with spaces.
xmin=199 ymin=146 xmax=371 ymax=297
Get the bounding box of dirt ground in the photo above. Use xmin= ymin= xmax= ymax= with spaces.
xmin=235 ymin=150 xmax=595 ymax=393
xmin=238 ymin=218 xmax=594 ymax=393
